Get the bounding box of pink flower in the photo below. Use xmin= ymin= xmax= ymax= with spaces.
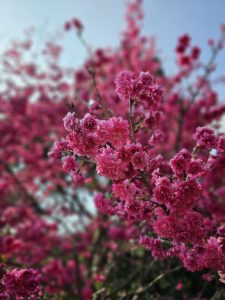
xmin=0 ymin=292 xmax=9 ymax=300
xmin=108 ymin=117 xmax=129 ymax=149
xmin=80 ymin=113 xmax=98 ymax=133
xmin=72 ymin=18 xmax=83 ymax=32
xmin=173 ymin=179 xmax=201 ymax=211
xmin=203 ymin=237 xmax=222 ymax=270
xmin=82 ymin=285 xmax=92 ymax=300
xmin=217 ymin=135 xmax=225 ymax=153
xmin=124 ymin=199 xmax=142 ymax=219
xmin=175 ymin=281 xmax=184 ymax=291
xmin=63 ymin=112 xmax=79 ymax=132
xmin=149 ymin=129 xmax=165 ymax=145
xmin=153 ymin=210 xmax=205 ymax=244
xmin=97 ymin=117 xmax=129 ymax=148
xmin=178 ymin=55 xmax=191 ymax=67
xmin=170 ymin=148 xmax=191 ymax=179
xmin=71 ymin=171 xmax=84 ymax=185
xmin=191 ymin=46 xmax=201 ymax=60
xmin=114 ymin=71 xmax=136 ymax=101
xmin=136 ymin=72 xmax=163 ymax=105
xmin=67 ymin=131 xmax=99 ymax=156
xmin=2 ymin=269 xmax=40 ymax=298
xmin=64 ymin=21 xmax=71 ymax=31
xmin=112 ymin=180 xmax=138 ymax=202
xmin=144 ymin=111 xmax=162 ymax=129
xmin=115 ymin=71 xmax=162 ymax=105
xmin=109 ymin=226 xmax=126 ymax=240
xmin=139 ymin=236 xmax=165 ymax=259
xmin=94 ymin=193 xmax=114 ymax=214
xmin=178 ymin=34 xmax=191 ymax=48
xmin=96 ymin=146 xmax=127 ymax=180
xmin=62 ymin=156 xmax=77 ymax=172
xmin=97 ymin=119 xmax=114 ymax=145
xmin=93 ymin=274 xmax=105 ymax=282
xmin=188 ymin=159 xmax=205 ymax=178
xmin=194 ymin=126 xmax=217 ymax=149
xmin=49 ymin=140 xmax=70 ymax=159
xmin=153 ymin=177 xmax=173 ymax=204
xmin=131 ymin=150 xmax=148 ymax=171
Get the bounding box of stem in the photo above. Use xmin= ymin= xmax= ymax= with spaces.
xmin=74 ymin=250 xmax=83 ymax=299
xmin=76 ymin=32 xmax=111 ymax=118
xmin=174 ymin=100 xmax=184 ymax=153
xmin=88 ymin=224 xmax=106 ymax=278
xmin=1 ymin=162 xmax=43 ymax=213
xmin=129 ymin=98 xmax=136 ymax=144
xmin=189 ymin=43 xmax=222 ymax=104
xmin=199 ymin=280 xmax=209 ymax=299
xmin=105 ymin=260 xmax=157 ymax=298
xmin=78 ymin=33 xmax=93 ymax=58
xmin=122 ymin=265 xmax=182 ymax=299
xmin=89 ymin=67 xmax=112 ymax=118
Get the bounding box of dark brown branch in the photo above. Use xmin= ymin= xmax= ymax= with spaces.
xmin=1 ymin=162 xmax=44 ymax=213
xmin=88 ymin=67 xmax=112 ymax=118
xmin=122 ymin=265 xmax=182 ymax=299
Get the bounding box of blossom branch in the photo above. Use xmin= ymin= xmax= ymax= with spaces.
xmin=89 ymin=67 xmax=112 ymax=118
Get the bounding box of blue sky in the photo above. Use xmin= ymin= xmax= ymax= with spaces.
xmin=0 ymin=0 xmax=225 ymax=97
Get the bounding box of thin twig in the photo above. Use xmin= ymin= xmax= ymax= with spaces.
xmin=174 ymin=100 xmax=184 ymax=153
xmin=129 ymin=98 xmax=136 ymax=144
xmin=105 ymin=260 xmax=157 ymax=299
xmin=189 ymin=43 xmax=222 ymax=104
xmin=121 ymin=265 xmax=182 ymax=299
xmin=76 ymin=32 xmax=111 ymax=118
xmin=89 ymin=67 xmax=111 ymax=118
xmin=1 ymin=162 xmax=44 ymax=213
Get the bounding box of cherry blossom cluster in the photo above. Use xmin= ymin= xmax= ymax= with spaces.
xmin=55 ymin=65 xmax=225 ymax=277
xmin=1 ymin=268 xmax=40 ymax=299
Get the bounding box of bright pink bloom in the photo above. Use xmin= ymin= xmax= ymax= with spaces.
xmin=149 ymin=129 xmax=165 ymax=145
xmin=72 ymin=18 xmax=83 ymax=32
xmin=115 ymin=71 xmax=162 ymax=105
xmin=49 ymin=140 xmax=70 ymax=159
xmin=191 ymin=46 xmax=201 ymax=60
xmin=173 ymin=179 xmax=201 ymax=211
xmin=217 ymin=135 xmax=225 ymax=153
xmin=170 ymin=148 xmax=192 ymax=179
xmin=63 ymin=112 xmax=79 ymax=132
xmin=188 ymin=159 xmax=205 ymax=178
xmin=80 ymin=113 xmax=98 ymax=133
xmin=131 ymin=150 xmax=148 ymax=171
xmin=96 ymin=117 xmax=129 ymax=148
xmin=2 ymin=269 xmax=40 ymax=298
xmin=107 ymin=117 xmax=129 ymax=148
xmin=139 ymin=236 xmax=166 ymax=259
xmin=62 ymin=156 xmax=77 ymax=172
xmin=153 ymin=177 xmax=173 ymax=204
xmin=114 ymin=71 xmax=136 ymax=101
xmin=194 ymin=126 xmax=217 ymax=149
xmin=64 ymin=21 xmax=71 ymax=31
xmin=96 ymin=146 xmax=127 ymax=180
